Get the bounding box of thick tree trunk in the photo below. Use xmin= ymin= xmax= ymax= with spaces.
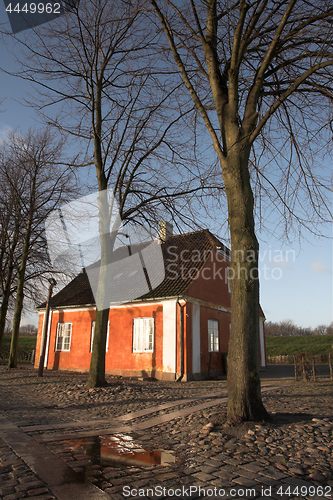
xmin=224 ymin=151 xmax=269 ymax=421
xmin=0 ymin=271 xmax=14 ymax=353
xmin=8 ymin=190 xmax=35 ymax=369
xmin=88 ymin=307 xmax=109 ymax=388
xmin=87 ymin=220 xmax=116 ymax=388
xmin=0 ymin=212 xmax=20 ymax=352
xmin=87 ymin=84 xmax=114 ymax=387
xmin=8 ymin=223 xmax=32 ymax=368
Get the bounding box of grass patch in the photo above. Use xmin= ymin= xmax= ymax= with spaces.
xmin=266 ymin=334 xmax=333 ymax=356
xmin=0 ymin=335 xmax=36 ymax=361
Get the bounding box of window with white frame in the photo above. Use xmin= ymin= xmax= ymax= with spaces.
xmin=227 ymin=266 xmax=231 ymax=293
xmin=133 ymin=317 xmax=154 ymax=353
xmin=90 ymin=320 xmax=109 ymax=352
xmin=208 ymin=319 xmax=219 ymax=352
xmin=56 ymin=323 xmax=72 ymax=351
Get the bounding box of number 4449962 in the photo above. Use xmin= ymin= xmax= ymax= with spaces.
xmin=6 ymin=3 xmax=61 ymax=14
xmin=277 ymin=485 xmax=332 ymax=497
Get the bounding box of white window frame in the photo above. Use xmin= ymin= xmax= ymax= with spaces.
xmin=133 ymin=317 xmax=154 ymax=353
xmin=56 ymin=323 xmax=72 ymax=352
xmin=208 ymin=319 xmax=219 ymax=352
xmin=90 ymin=320 xmax=109 ymax=352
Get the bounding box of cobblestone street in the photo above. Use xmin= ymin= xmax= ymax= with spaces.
xmin=0 ymin=364 xmax=332 ymax=500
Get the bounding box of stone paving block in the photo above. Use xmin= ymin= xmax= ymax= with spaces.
xmin=280 ymin=477 xmax=314 ymax=487
xmin=240 ymin=462 xmax=265 ymax=474
xmin=232 ymin=476 xmax=258 ymax=487
xmin=192 ymin=471 xmax=215 ymax=481
xmin=0 ymin=486 xmax=16 ymax=496
xmin=1 ymin=479 xmax=19 ymax=488
xmin=18 ymin=474 xmax=39 ymax=483
xmin=223 ymin=458 xmax=246 ymax=466
xmin=154 ymin=472 xmax=180 ymax=481
xmin=258 ymin=467 xmax=288 ymax=480
xmin=209 ymin=478 xmax=227 ymax=488
xmin=15 ymin=480 xmax=45 ymax=492
xmin=1 ymin=460 xmax=23 ymax=468
xmin=3 ymin=493 xmax=26 ymax=500
xmin=178 ymin=475 xmax=196 ymax=485
xmin=12 ymin=469 xmax=32 ymax=478
xmin=27 ymin=487 xmax=50 ymax=496
xmin=0 ymin=466 xmax=13 ymax=474
xmin=212 ymin=469 xmax=238 ymax=480
xmin=129 ymin=479 xmax=151 ymax=488
xmin=237 ymin=469 xmax=266 ymax=482
xmin=198 ymin=465 xmax=218 ymax=474
xmin=0 ymin=472 xmax=12 ymax=481
xmin=256 ymin=477 xmax=281 ymax=487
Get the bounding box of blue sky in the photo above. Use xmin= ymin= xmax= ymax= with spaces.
xmin=0 ymin=4 xmax=332 ymax=329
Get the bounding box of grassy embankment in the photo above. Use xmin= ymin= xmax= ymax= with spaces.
xmin=0 ymin=336 xmax=36 ymax=361
xmin=266 ymin=334 xmax=333 ymax=356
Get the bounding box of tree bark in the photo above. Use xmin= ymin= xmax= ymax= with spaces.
xmin=0 ymin=203 xmax=20 ymax=352
xmin=8 ymin=186 xmax=35 ymax=369
xmin=0 ymin=266 xmax=15 ymax=353
xmin=87 ymin=81 xmax=113 ymax=388
xmin=8 ymin=219 xmax=33 ymax=368
xmin=223 ymin=148 xmax=269 ymax=420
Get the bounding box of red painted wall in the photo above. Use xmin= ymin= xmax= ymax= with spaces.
xmin=199 ymin=307 xmax=230 ymax=375
xmin=35 ymin=305 xmax=164 ymax=376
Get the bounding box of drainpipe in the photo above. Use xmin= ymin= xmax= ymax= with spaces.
xmin=38 ymin=277 xmax=56 ymax=377
xmin=176 ymin=298 xmax=186 ymax=382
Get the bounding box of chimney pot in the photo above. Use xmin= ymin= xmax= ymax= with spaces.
xmin=159 ymin=221 xmax=173 ymax=243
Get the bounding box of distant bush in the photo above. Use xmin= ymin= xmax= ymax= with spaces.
xmin=265 ymin=320 xmax=333 ymax=337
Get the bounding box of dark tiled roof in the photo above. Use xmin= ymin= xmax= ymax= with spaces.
xmin=40 ymin=271 xmax=95 ymax=309
xmin=38 ymin=229 xmax=229 ymax=309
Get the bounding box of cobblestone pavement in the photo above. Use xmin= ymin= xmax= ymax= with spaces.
xmin=0 ymin=364 xmax=332 ymax=500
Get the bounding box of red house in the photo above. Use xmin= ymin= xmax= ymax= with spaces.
xmin=35 ymin=227 xmax=266 ymax=380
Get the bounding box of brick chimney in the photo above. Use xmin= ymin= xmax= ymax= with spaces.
xmin=159 ymin=221 xmax=173 ymax=243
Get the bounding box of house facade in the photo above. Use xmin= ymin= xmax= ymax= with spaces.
xmin=35 ymin=228 xmax=266 ymax=380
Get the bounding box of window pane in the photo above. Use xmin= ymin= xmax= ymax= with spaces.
xmin=133 ymin=318 xmax=154 ymax=352
xmin=208 ymin=320 xmax=219 ymax=352
xmin=56 ymin=324 xmax=63 ymax=351
xmin=56 ymin=323 xmax=71 ymax=351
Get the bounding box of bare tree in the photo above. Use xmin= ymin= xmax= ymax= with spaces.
xmin=265 ymin=320 xmax=312 ymax=337
xmin=0 ymin=163 xmax=23 ymax=352
xmin=4 ymin=1 xmax=221 ymax=387
xmin=19 ymin=324 xmax=38 ymax=335
xmin=327 ymin=322 xmax=333 ymax=336
xmin=313 ymin=324 xmax=328 ymax=336
xmin=0 ymin=129 xmax=77 ymax=368
xmin=149 ymin=0 xmax=333 ymax=419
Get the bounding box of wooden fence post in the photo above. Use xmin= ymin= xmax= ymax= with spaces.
xmin=312 ymin=355 xmax=316 ymax=382
xmin=293 ymin=355 xmax=297 ymax=381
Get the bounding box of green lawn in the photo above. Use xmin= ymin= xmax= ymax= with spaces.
xmin=0 ymin=335 xmax=36 ymax=361
xmin=266 ymin=334 xmax=333 ymax=356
